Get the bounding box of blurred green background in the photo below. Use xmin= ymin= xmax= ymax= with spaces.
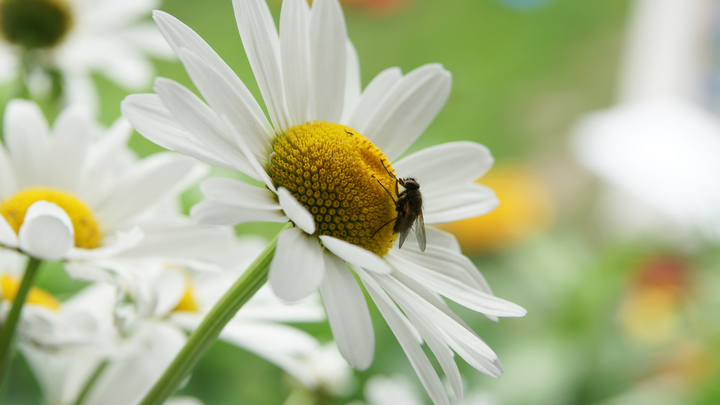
xmin=6 ymin=0 xmax=720 ymax=404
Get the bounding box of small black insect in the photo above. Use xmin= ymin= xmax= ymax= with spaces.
xmin=372 ymin=159 xmax=426 ymax=252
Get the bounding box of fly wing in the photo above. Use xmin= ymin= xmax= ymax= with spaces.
xmin=396 ymin=214 xmax=414 ymax=249
xmin=414 ymin=212 xmax=426 ymax=252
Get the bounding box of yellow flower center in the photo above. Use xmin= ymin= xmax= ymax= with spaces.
xmin=0 ymin=188 xmax=102 ymax=249
xmin=0 ymin=0 xmax=73 ymax=49
xmin=0 ymin=274 xmax=60 ymax=310
xmin=173 ymin=281 xmax=199 ymax=313
xmin=270 ymin=122 xmax=398 ymax=257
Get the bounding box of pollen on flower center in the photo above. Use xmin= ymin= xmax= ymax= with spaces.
xmin=1 ymin=274 xmax=60 ymax=310
xmin=0 ymin=188 xmax=102 ymax=249
xmin=0 ymin=0 xmax=73 ymax=49
xmin=270 ymin=121 xmax=398 ymax=257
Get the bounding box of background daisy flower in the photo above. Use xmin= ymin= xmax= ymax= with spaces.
xmin=0 ymin=0 xmax=174 ymax=110
xmin=122 ymin=0 xmax=526 ymax=403
xmin=0 ymin=99 xmax=231 ymax=283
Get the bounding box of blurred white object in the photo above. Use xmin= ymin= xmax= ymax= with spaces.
xmin=574 ymin=99 xmax=720 ymax=238
xmin=572 ymin=0 xmax=720 ymax=240
xmin=618 ymin=0 xmax=717 ymax=103
xmin=351 ymin=375 xmax=498 ymax=405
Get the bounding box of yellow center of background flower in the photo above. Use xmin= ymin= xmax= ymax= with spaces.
xmin=0 ymin=0 xmax=73 ymax=49
xmin=173 ymin=281 xmax=199 ymax=313
xmin=0 ymin=274 xmax=60 ymax=310
xmin=270 ymin=121 xmax=398 ymax=257
xmin=0 ymin=188 xmax=102 ymax=249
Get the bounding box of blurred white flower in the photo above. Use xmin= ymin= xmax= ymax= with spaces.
xmin=350 ymin=375 xmax=499 ymax=405
xmin=0 ymin=0 xmax=174 ymax=111
xmin=572 ymin=0 xmax=720 ymax=240
xmin=354 ymin=375 xmax=424 ymax=405
xmin=20 ymin=320 xmax=190 ymax=405
xmin=149 ymin=236 xmax=329 ymax=389
xmin=121 ymin=1 xmax=526 ymax=403
xmin=0 ymin=99 xmax=232 ymax=281
xmin=296 ymin=342 xmax=354 ymax=396
xmin=0 ymin=250 xmax=119 ymax=351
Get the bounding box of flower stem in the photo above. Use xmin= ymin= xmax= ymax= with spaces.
xmin=0 ymin=257 xmax=42 ymax=385
xmin=139 ymin=224 xmax=289 ymax=405
xmin=73 ymin=360 xmax=108 ymax=405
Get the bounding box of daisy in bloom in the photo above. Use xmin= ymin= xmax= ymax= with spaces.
xmin=0 ymin=99 xmax=232 ymax=283
xmin=121 ymin=0 xmax=526 ymax=403
xmin=150 ymin=236 xmax=329 ymax=388
xmin=21 ymin=315 xmax=196 ymax=405
xmin=0 ymin=0 xmax=174 ymax=109
xmin=0 ymin=250 xmax=118 ymax=351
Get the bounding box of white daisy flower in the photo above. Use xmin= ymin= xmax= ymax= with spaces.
xmin=0 ymin=99 xmax=231 ymax=282
xmin=121 ymin=0 xmax=526 ymax=403
xmin=149 ymin=236 xmax=329 ymax=388
xmin=0 ymin=0 xmax=174 ymax=110
xmin=20 ymin=319 xmax=191 ymax=405
xmin=0 ymin=250 xmax=119 ymax=351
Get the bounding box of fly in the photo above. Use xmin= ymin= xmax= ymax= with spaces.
xmin=372 ymin=159 xmax=426 ymax=252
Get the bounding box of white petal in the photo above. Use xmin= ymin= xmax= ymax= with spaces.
xmin=342 ymin=39 xmax=361 ymax=120
xmin=43 ymin=105 xmax=91 ymax=192
xmin=4 ymin=99 xmax=50 ymax=187
xmin=233 ymin=0 xmax=291 ymax=131
xmin=376 ymin=274 xmax=502 ymax=376
xmin=119 ymin=220 xmax=235 ymax=260
xmin=280 ymin=0 xmax=311 ymax=125
xmin=394 ymin=142 xmax=493 ymax=190
xmin=152 ymin=10 xmax=274 ymax=139
xmin=63 ymin=262 xmax=115 ymax=283
xmin=68 ymin=227 xmax=144 ymax=261
xmin=405 ymin=228 xmax=494 ymax=295
xmin=319 ymin=235 xmax=391 ymax=274
xmin=18 ymin=201 xmax=74 ymax=260
xmin=309 ymin=0 xmax=347 ymax=122
xmin=277 ymin=187 xmax=315 ymax=234
xmin=269 ymin=227 xmax=324 ymax=302
xmin=165 ymin=397 xmax=204 ymax=405
xmin=0 ymin=142 xmax=17 ymax=200
xmin=153 ymin=77 xmax=257 ymax=174
xmin=81 ymin=323 xmax=186 ymax=405
xmin=386 ymin=251 xmax=526 ymax=317
xmin=403 ymin=308 xmax=463 ymax=401
xmin=62 ymin=74 xmax=100 ymax=116
xmin=154 ymin=269 xmax=188 ymax=316
xmin=359 ymin=270 xmax=450 ymax=405
xmin=319 ymin=251 xmax=374 ymax=370
xmin=215 ymin=322 xmax=319 ymax=388
xmin=219 ymin=114 xmax=276 ymax=192
xmin=200 ymin=177 xmax=280 ymax=210
xmin=190 ymin=199 xmax=287 ymax=226
xmin=423 ymin=184 xmax=498 ymax=224
xmin=393 ymin=142 xmax=498 ymax=223
xmin=94 ymin=153 xmax=207 ymax=230
xmin=121 ymin=94 xmax=244 ymax=173
xmin=344 ymin=67 xmax=402 ymax=130
xmin=0 ymin=215 xmax=18 ymax=248
xmin=361 ymin=64 xmax=451 ymax=161
xmin=173 ymin=50 xmax=273 ymax=162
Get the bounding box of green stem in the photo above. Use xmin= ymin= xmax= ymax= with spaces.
xmin=139 ymin=224 xmax=289 ymax=405
xmin=0 ymin=257 xmax=42 ymax=385
xmin=73 ymin=360 xmax=108 ymax=405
